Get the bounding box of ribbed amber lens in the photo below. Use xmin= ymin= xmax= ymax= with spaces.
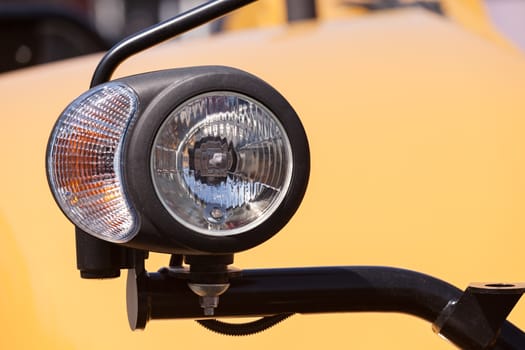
xmin=47 ymin=83 xmax=139 ymax=242
xmin=151 ymin=92 xmax=293 ymax=236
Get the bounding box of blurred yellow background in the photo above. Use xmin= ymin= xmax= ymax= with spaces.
xmin=0 ymin=1 xmax=524 ymax=348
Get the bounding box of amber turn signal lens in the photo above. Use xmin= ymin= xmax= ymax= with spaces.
xmin=46 ymin=83 xmax=139 ymax=243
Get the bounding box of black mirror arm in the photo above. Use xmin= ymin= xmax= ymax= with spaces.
xmin=90 ymin=0 xmax=257 ymax=88
xmin=127 ymin=265 xmax=525 ymax=349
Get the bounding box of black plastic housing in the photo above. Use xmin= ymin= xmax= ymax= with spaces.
xmin=75 ymin=227 xmax=137 ymax=278
xmin=116 ymin=66 xmax=310 ymax=254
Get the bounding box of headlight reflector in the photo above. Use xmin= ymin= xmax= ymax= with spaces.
xmin=151 ymin=92 xmax=293 ymax=236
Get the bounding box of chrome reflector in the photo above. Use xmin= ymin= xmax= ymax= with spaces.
xmin=151 ymin=92 xmax=293 ymax=236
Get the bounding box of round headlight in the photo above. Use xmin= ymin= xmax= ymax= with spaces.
xmin=47 ymin=66 xmax=309 ymax=254
xmin=151 ymin=92 xmax=293 ymax=236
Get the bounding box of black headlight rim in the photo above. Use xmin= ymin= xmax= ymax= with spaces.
xmin=122 ymin=66 xmax=310 ymax=254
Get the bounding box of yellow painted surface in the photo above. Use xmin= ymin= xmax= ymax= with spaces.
xmin=0 ymin=8 xmax=524 ymax=349
xmin=225 ymin=0 xmax=519 ymax=51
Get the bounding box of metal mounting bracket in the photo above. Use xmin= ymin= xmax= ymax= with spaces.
xmin=433 ymin=282 xmax=525 ymax=349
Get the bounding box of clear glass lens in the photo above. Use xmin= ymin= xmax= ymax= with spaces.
xmin=47 ymin=83 xmax=139 ymax=242
xmin=152 ymin=92 xmax=293 ymax=236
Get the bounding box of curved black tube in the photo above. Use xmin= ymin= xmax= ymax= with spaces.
xmin=217 ymin=267 xmax=462 ymax=320
xmin=90 ymin=0 xmax=256 ymax=87
xmin=132 ymin=266 xmax=461 ymax=321
xmin=129 ymin=266 xmax=525 ymax=348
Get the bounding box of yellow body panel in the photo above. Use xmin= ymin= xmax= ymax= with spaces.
xmin=225 ymin=0 xmax=518 ymax=51
xmin=0 ymin=7 xmax=524 ymax=349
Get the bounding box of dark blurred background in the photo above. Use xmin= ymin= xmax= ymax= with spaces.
xmin=0 ymin=0 xmax=523 ymax=74
xmin=0 ymin=0 xmax=218 ymax=73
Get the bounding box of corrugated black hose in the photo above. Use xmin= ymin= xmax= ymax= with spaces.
xmin=196 ymin=313 xmax=294 ymax=336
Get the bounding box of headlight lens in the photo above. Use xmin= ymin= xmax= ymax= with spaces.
xmin=46 ymin=83 xmax=139 ymax=242
xmin=151 ymin=92 xmax=293 ymax=236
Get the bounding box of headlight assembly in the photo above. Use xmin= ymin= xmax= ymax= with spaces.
xmin=47 ymin=66 xmax=309 ymax=255
xmin=46 ymin=0 xmax=310 ymax=320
